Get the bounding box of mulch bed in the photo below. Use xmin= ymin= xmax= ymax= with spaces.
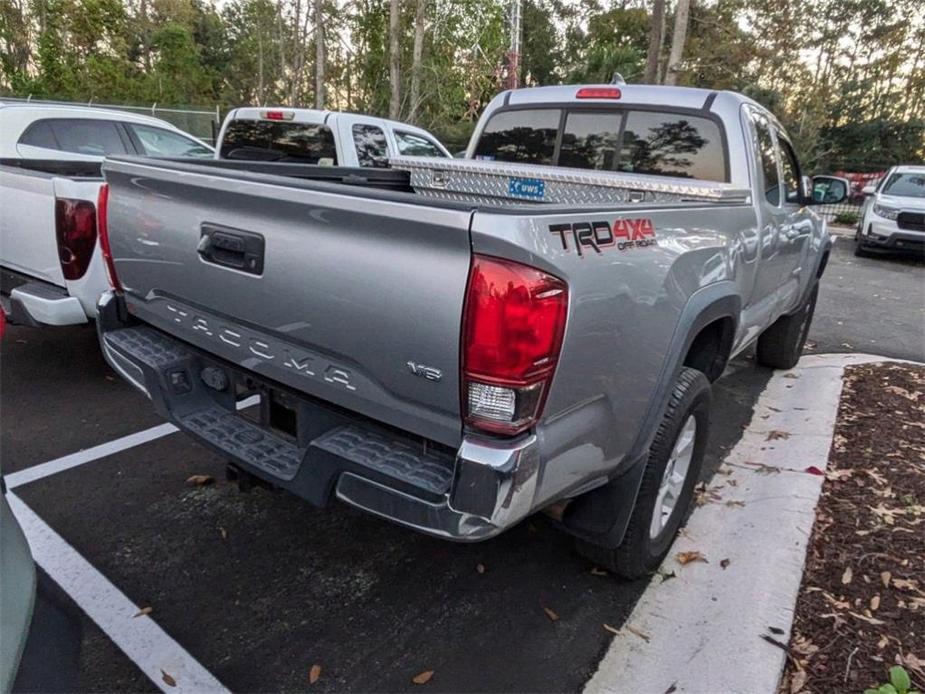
xmin=780 ymin=362 xmax=925 ymax=693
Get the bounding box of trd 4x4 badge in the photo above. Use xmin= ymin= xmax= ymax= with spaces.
xmin=549 ymin=218 xmax=658 ymax=256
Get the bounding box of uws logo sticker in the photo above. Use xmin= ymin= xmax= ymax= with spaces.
xmin=549 ymin=218 xmax=657 ymax=256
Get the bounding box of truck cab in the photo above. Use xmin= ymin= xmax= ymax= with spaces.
xmin=215 ymin=108 xmax=451 ymax=168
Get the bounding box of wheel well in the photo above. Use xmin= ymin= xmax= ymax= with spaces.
xmin=683 ymin=317 xmax=735 ymax=382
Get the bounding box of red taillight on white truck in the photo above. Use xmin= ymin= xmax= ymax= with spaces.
xmin=55 ymin=198 xmax=97 ymax=280
xmin=96 ymin=183 xmax=122 ymax=292
xmin=462 ymin=255 xmax=568 ymax=435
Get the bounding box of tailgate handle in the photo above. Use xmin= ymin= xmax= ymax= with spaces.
xmin=198 ymin=225 xmax=265 ymax=275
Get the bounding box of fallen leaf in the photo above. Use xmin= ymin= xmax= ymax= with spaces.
xmin=725 ymin=500 xmax=746 ymax=508
xmin=219 ymin=526 xmax=227 ymax=540
xmin=720 ymin=558 xmax=731 ymax=569
xmin=783 ymin=373 xmax=800 ymax=379
xmin=768 ymin=626 xmax=784 ymax=635
xmin=870 ymin=595 xmax=880 ymax=611
xmin=789 ymin=668 xmax=807 ymax=693
xmin=602 ymin=623 xmax=620 ymax=635
xmin=803 ymin=465 xmax=825 ymax=476
xmin=161 ymin=670 xmax=177 ymax=688
xmin=186 ymin=474 xmax=214 ymax=487
xmin=676 ymin=551 xmax=708 ymax=565
xmin=133 ymin=606 xmax=153 ymax=618
xmin=476 ymin=563 xmax=486 ymax=574
xmin=767 ymin=430 xmax=791 ymax=441
xmin=309 ymin=664 xmax=322 ymax=684
xmin=663 ymin=684 xmax=678 ymax=694
xmin=542 ymin=607 xmax=559 ymax=622
xmin=848 ymin=611 xmax=885 ymax=625
xmin=842 ymin=566 xmax=853 ymax=585
xmin=590 ymin=567 xmax=608 ymax=576
xmin=412 ymin=670 xmax=434 ymax=685
xmin=625 ymin=624 xmax=651 ymax=642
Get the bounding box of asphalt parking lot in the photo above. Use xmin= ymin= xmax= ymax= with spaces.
xmin=2 ymin=236 xmax=922 ymax=692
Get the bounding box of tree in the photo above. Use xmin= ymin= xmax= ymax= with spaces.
xmin=664 ymin=0 xmax=690 ymax=85
xmin=388 ymin=0 xmax=400 ymax=119
xmin=643 ymin=0 xmax=664 ymax=84
xmin=408 ymin=0 xmax=425 ymax=122
xmin=314 ymin=0 xmax=324 ymax=107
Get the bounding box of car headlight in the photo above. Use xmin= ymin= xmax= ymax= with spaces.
xmin=873 ymin=204 xmax=900 ymax=220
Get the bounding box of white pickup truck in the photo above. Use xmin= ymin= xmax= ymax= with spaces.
xmin=0 ymin=104 xmax=212 ymax=326
xmin=216 ymin=108 xmax=452 ymax=166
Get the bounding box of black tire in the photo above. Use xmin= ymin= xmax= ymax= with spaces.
xmin=575 ymin=367 xmax=711 ymax=579
xmin=755 ymin=283 xmax=819 ymax=370
xmin=854 ymin=225 xmax=873 ymax=257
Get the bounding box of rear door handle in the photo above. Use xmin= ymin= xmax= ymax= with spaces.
xmin=784 ymin=228 xmax=801 ymax=240
xmin=198 ymin=225 xmax=265 ymax=275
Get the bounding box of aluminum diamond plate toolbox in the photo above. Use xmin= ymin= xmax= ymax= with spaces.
xmin=390 ymin=155 xmax=751 ymax=206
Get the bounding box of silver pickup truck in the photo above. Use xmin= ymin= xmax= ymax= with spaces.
xmin=96 ymin=85 xmax=848 ymax=578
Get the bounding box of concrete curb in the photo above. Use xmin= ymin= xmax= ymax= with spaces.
xmin=585 ymin=353 xmax=918 ymax=694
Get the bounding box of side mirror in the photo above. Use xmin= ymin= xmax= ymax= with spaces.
xmin=810 ymin=175 xmax=850 ymax=205
xmin=861 ymin=185 xmax=876 ymax=196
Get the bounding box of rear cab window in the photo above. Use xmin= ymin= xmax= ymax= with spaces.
xmin=220 ymin=119 xmax=338 ymax=164
xmin=473 ymin=106 xmax=728 ymax=182
xmin=352 ymin=124 xmax=389 ymax=167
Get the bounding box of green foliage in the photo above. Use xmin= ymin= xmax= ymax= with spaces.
xmin=833 ymin=211 xmax=859 ymax=225
xmin=864 ymin=665 xmax=920 ymax=694
xmin=0 ymin=0 xmax=922 ymax=166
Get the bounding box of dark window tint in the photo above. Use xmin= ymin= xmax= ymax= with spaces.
xmin=619 ymin=111 xmax=725 ymax=181
xmin=19 ymin=120 xmax=58 ymax=149
xmin=473 ymin=109 xmax=560 ymax=165
xmin=130 ymin=124 xmax=212 ymax=158
xmin=20 ymin=118 xmax=128 ymax=156
xmin=559 ymin=111 xmax=623 ymax=170
xmin=778 ymin=137 xmax=802 ymax=203
xmin=220 ymin=119 xmax=338 ymax=164
xmin=352 ymin=124 xmax=389 ymax=167
xmin=882 ymin=172 xmax=925 ymax=198
xmin=753 ymin=116 xmax=780 ymax=205
xmin=394 ymin=131 xmax=446 ymax=158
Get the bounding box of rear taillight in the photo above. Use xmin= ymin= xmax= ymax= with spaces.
xmin=55 ymin=198 xmax=96 ymax=280
xmin=462 ymin=255 xmax=568 ymax=435
xmin=96 ymin=183 xmax=122 ymax=292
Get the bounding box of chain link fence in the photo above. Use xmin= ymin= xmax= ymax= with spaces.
xmin=0 ymin=95 xmax=221 ymax=144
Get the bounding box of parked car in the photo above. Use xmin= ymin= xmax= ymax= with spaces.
xmin=216 ymin=107 xmax=451 ymax=166
xmin=95 ymin=84 xmax=847 ymax=578
xmin=854 ymin=164 xmax=925 ymax=257
xmin=0 ymin=104 xmax=213 ymax=327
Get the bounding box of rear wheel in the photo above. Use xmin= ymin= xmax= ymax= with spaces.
xmin=755 ymin=283 xmax=818 ymax=370
xmin=575 ymin=367 xmax=711 ymax=579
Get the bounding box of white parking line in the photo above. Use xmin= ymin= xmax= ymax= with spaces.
xmin=6 ymin=394 xmax=261 ymax=490
xmin=8 ymin=493 xmax=229 ymax=693
xmin=5 ymin=423 xmax=178 ymax=490
xmin=5 ymin=393 xmax=263 ymax=691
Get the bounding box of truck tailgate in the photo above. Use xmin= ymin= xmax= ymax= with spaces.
xmin=103 ymin=158 xmax=473 ymax=446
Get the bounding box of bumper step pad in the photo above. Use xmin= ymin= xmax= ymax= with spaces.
xmin=179 ymin=406 xmax=302 ymax=481
xmin=314 ymin=426 xmax=455 ymax=496
xmin=104 ymin=327 xmax=189 ymax=369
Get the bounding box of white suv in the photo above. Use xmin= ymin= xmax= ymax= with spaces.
xmin=855 ymin=164 xmax=925 ymax=257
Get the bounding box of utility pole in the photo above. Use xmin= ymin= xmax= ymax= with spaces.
xmin=504 ymin=0 xmax=522 ymax=90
